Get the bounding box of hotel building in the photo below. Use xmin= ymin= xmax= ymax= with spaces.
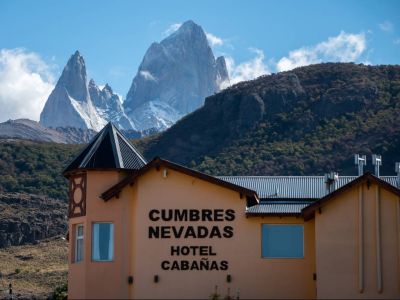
xmin=65 ymin=123 xmax=400 ymax=299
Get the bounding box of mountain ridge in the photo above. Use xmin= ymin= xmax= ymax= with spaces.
xmin=142 ymin=62 xmax=400 ymax=176
xmin=39 ymin=20 xmax=229 ymax=134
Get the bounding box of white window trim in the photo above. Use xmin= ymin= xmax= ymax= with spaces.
xmin=261 ymin=224 xmax=305 ymax=259
xmin=75 ymin=224 xmax=84 ymax=263
xmin=92 ymin=222 xmax=114 ymax=262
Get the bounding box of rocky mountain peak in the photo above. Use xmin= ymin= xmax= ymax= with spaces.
xmin=216 ymin=56 xmax=230 ymax=88
xmin=166 ymin=20 xmax=206 ymax=43
xmin=57 ymin=50 xmax=89 ymax=102
xmin=123 ymin=20 xmax=229 ymax=132
xmin=40 ymin=51 xmax=134 ymax=131
xmin=103 ymin=83 xmax=113 ymax=93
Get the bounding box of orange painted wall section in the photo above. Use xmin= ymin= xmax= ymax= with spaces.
xmin=129 ymin=168 xmax=316 ymax=299
xmin=68 ymin=167 xmax=316 ymax=299
xmin=315 ymin=183 xmax=400 ymax=299
xmin=68 ymin=170 xmax=133 ymax=299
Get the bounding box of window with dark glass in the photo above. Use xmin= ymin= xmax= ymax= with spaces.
xmin=261 ymin=224 xmax=304 ymax=258
xmin=92 ymin=223 xmax=114 ymax=261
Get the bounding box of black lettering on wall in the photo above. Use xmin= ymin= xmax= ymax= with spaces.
xmin=174 ymin=209 xmax=188 ymax=221
xmin=149 ymin=209 xmax=160 ymax=221
xmin=225 ymin=209 xmax=235 ymax=221
xmin=223 ymin=226 xmax=234 ymax=238
xmin=149 ymin=226 xmax=159 ymax=238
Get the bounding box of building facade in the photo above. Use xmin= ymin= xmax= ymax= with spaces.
xmin=65 ymin=123 xmax=400 ymax=299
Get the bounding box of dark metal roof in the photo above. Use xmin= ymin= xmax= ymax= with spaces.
xmin=246 ymin=200 xmax=314 ymax=215
xmin=63 ymin=122 xmax=146 ymax=175
xmin=302 ymin=172 xmax=400 ymax=221
xmin=218 ymin=176 xmax=398 ymax=199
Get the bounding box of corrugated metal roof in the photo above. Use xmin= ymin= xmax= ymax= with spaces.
xmin=246 ymin=200 xmax=313 ymax=215
xmin=218 ymin=176 xmax=398 ymax=199
xmin=64 ymin=122 xmax=146 ymax=174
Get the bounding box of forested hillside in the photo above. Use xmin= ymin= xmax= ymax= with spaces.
xmin=143 ymin=63 xmax=400 ymax=176
xmin=1 ymin=63 xmax=400 ymax=201
xmin=0 ymin=141 xmax=82 ymax=199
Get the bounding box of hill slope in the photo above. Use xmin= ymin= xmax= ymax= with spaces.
xmin=0 ymin=119 xmax=96 ymax=143
xmin=0 ymin=238 xmax=67 ymax=299
xmin=0 ymin=140 xmax=82 ymax=199
xmin=143 ymin=63 xmax=400 ymax=175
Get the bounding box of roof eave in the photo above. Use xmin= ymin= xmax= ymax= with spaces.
xmin=301 ymin=172 xmax=400 ymax=221
xmin=100 ymin=157 xmax=259 ymax=202
xmin=63 ymin=167 xmax=136 ymax=179
xmin=246 ymin=212 xmax=302 ymax=218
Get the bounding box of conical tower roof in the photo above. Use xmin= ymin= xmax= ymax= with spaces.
xmin=63 ymin=122 xmax=146 ymax=175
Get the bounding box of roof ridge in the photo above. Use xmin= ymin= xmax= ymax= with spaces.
xmin=63 ymin=122 xmax=147 ymax=176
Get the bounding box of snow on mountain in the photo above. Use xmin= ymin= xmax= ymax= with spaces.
xmin=40 ymin=21 xmax=229 ymax=133
xmin=127 ymin=100 xmax=183 ymax=132
xmin=88 ymin=80 xmax=135 ymax=130
xmin=124 ymin=20 xmax=229 ymax=131
xmin=40 ymin=51 xmax=135 ymax=131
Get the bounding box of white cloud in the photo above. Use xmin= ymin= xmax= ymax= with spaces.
xmin=393 ymin=38 xmax=400 ymax=45
xmin=140 ymin=70 xmax=157 ymax=81
xmin=222 ymin=48 xmax=269 ymax=88
xmin=0 ymin=48 xmax=55 ymax=122
xmin=164 ymin=23 xmax=182 ymax=36
xmin=379 ymin=21 xmax=393 ymax=32
xmin=206 ymin=32 xmax=224 ymax=47
xmin=276 ymin=31 xmax=366 ymax=72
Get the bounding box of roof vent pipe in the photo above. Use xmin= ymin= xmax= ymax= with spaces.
xmin=395 ymin=162 xmax=400 ymax=188
xmin=372 ymin=154 xmax=382 ymax=177
xmin=324 ymin=172 xmax=339 ymax=195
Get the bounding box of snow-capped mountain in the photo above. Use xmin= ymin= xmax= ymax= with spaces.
xmin=124 ymin=20 xmax=229 ymax=131
xmin=40 ymin=51 xmax=135 ymax=131
xmin=40 ymin=21 xmax=229 ymax=134
xmin=88 ymin=80 xmax=134 ymax=130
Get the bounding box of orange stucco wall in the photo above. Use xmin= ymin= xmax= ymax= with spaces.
xmin=128 ymin=168 xmax=316 ymax=299
xmin=68 ymin=168 xmax=316 ymax=299
xmin=315 ymin=182 xmax=400 ymax=299
xmin=68 ymin=170 xmax=134 ymax=299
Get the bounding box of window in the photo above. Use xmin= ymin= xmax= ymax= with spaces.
xmin=75 ymin=224 xmax=84 ymax=263
xmin=262 ymin=224 xmax=304 ymax=258
xmin=92 ymin=223 xmax=114 ymax=261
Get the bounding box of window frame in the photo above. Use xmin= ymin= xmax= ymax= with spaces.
xmin=261 ymin=224 xmax=305 ymax=259
xmin=91 ymin=222 xmax=114 ymax=262
xmin=75 ymin=224 xmax=84 ymax=263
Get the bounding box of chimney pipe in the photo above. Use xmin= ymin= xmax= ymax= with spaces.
xmin=372 ymin=154 xmax=382 ymax=177
xmin=354 ymin=154 xmax=367 ymax=176
xmin=324 ymin=172 xmax=339 ymax=195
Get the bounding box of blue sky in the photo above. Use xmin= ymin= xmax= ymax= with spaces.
xmin=0 ymin=0 xmax=399 ymax=121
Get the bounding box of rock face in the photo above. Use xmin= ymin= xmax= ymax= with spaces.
xmin=40 ymin=51 xmax=134 ymax=131
xmin=88 ymin=80 xmax=134 ymax=130
xmin=0 ymin=118 xmax=96 ymax=143
xmin=143 ymin=63 xmax=400 ymax=176
xmin=0 ymin=193 xmax=67 ymax=248
xmin=124 ymin=20 xmax=229 ymax=131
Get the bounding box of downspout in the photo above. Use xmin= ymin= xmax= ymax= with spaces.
xmin=376 ymin=186 xmax=382 ymax=293
xmin=397 ymin=196 xmax=400 ymax=292
xmin=358 ymin=185 xmax=364 ymax=293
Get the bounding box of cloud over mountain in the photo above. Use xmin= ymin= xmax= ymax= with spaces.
xmin=0 ymin=48 xmax=55 ymax=122
xmin=277 ymin=31 xmax=366 ymax=72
